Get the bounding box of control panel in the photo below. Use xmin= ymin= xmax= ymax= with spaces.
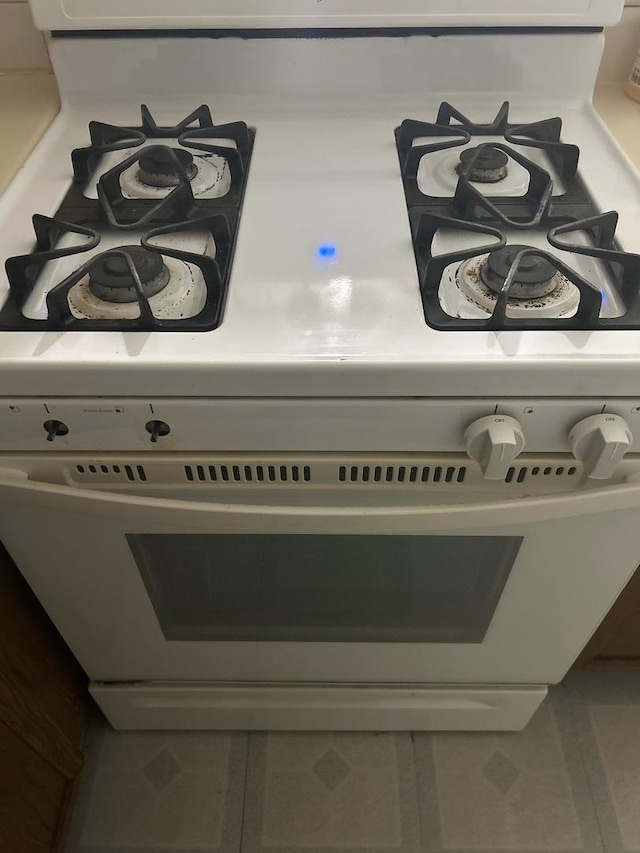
xmin=0 ymin=398 xmax=639 ymax=481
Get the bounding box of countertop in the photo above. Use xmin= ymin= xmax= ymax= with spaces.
xmin=0 ymin=72 xmax=59 ymax=195
xmin=0 ymin=74 xmax=639 ymax=192
xmin=594 ymin=84 xmax=640 ymax=168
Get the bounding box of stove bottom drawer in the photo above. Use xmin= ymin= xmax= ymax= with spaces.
xmin=90 ymin=682 xmax=546 ymax=732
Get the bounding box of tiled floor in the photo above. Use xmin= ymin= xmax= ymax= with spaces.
xmin=65 ymin=673 xmax=640 ymax=853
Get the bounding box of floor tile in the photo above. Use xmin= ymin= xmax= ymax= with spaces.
xmin=241 ymin=731 xmax=421 ymax=853
xmin=414 ymin=690 xmax=604 ymax=853
xmin=568 ymin=673 xmax=640 ymax=853
xmin=63 ymin=675 xmax=640 ymax=853
xmin=65 ymin=719 xmax=247 ymax=853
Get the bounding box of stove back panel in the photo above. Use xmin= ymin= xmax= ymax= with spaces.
xmin=29 ymin=0 xmax=623 ymax=30
xmin=48 ymin=33 xmax=605 ymax=110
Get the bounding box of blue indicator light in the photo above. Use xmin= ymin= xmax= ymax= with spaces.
xmin=317 ymin=244 xmax=337 ymax=259
xmin=600 ymin=289 xmax=609 ymax=308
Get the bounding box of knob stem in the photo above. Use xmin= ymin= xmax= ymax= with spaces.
xmin=43 ymin=420 xmax=69 ymax=442
xmin=145 ymin=420 xmax=170 ymax=443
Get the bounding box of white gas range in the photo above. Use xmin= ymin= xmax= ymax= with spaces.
xmin=0 ymin=0 xmax=638 ymax=732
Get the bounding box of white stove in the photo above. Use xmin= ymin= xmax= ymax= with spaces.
xmin=1 ymin=0 xmax=640 ymax=733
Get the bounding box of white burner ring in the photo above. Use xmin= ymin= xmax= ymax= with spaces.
xmin=67 ymin=255 xmax=207 ymax=321
xmin=119 ymin=150 xmax=231 ymax=200
xmin=455 ymin=254 xmax=581 ymax=318
xmin=432 ymin=150 xmax=530 ymax=198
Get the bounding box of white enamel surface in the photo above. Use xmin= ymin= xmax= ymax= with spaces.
xmin=28 ymin=0 xmax=624 ymax=31
xmin=1 ymin=462 xmax=639 ymax=684
xmin=2 ymin=396 xmax=640 ymax=452
xmin=6 ymin=34 xmax=640 ymax=399
xmin=92 ymin=683 xmax=546 ymax=731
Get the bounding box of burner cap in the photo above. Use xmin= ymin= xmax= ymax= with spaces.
xmin=456 ymin=146 xmax=509 ymax=183
xmin=138 ymin=147 xmax=198 ymax=188
xmin=88 ymin=246 xmax=170 ymax=303
xmin=480 ymin=245 xmax=559 ymax=299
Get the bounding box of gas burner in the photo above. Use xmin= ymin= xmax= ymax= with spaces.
xmin=456 ymin=146 xmax=509 ymax=183
xmin=395 ymin=100 xmax=585 ymax=217
xmin=119 ymin=144 xmax=231 ymax=203
xmin=480 ymin=245 xmax=558 ymax=298
xmin=454 ymin=252 xmax=579 ymax=320
xmin=409 ymin=210 xmax=640 ymax=331
xmin=3 ymin=213 xmax=235 ymax=331
xmin=138 ymin=148 xmax=198 ymax=188
xmin=71 ymin=248 xmax=204 ymax=321
xmin=69 ymin=104 xmax=255 ymax=216
xmin=87 ymin=246 xmax=169 ymax=303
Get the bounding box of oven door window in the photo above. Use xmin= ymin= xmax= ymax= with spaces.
xmin=127 ymin=534 xmax=522 ymax=643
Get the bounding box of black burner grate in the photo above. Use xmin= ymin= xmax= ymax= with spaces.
xmin=4 ymin=213 xmax=234 ymax=332
xmin=2 ymin=105 xmax=254 ymax=332
xmin=68 ymin=104 xmax=254 ymax=216
xmin=395 ymin=101 xmax=589 ymax=211
xmin=412 ymin=209 xmax=640 ymax=331
xmin=72 ymin=104 xmax=215 ymax=183
xmin=395 ymin=101 xmax=640 ymax=331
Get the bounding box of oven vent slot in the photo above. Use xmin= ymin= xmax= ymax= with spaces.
xmin=505 ymin=465 xmax=579 ymax=484
xmin=183 ymin=464 xmax=311 ymax=484
xmin=338 ymin=464 xmax=467 ymax=484
xmin=74 ymin=463 xmax=147 ymax=482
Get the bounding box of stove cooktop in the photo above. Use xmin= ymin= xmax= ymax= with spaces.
xmin=7 ymin=99 xmax=640 ymax=336
xmin=2 ymin=105 xmax=255 ymax=331
xmin=395 ymin=102 xmax=640 ymax=331
xmin=3 ymin=32 xmax=640 ymax=399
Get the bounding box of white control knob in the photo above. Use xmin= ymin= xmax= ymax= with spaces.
xmin=569 ymin=414 xmax=632 ymax=480
xmin=464 ymin=415 xmax=525 ymax=480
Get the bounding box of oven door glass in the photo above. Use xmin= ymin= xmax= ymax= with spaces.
xmin=127 ymin=533 xmax=522 ymax=643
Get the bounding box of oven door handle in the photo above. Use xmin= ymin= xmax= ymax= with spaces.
xmin=1 ymin=468 xmax=640 ymax=532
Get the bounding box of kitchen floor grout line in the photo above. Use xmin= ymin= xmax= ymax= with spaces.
xmin=238 ymin=732 xmax=254 ymax=853
xmin=408 ymin=730 xmax=427 ymax=853
xmin=561 ymin=682 xmax=612 ymax=853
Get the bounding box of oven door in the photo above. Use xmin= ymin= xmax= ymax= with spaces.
xmin=1 ymin=461 xmax=640 ymax=687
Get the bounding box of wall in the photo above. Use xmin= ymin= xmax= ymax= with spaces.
xmin=597 ymin=5 xmax=640 ymax=84
xmin=0 ymin=2 xmax=639 ymax=78
xmin=0 ymin=1 xmax=49 ymax=70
